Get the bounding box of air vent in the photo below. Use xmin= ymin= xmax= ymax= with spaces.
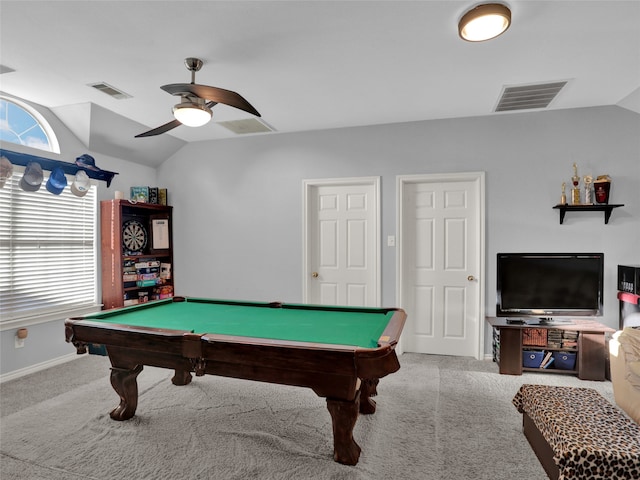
xmin=88 ymin=82 xmax=131 ymax=100
xmin=217 ymin=118 xmax=275 ymax=135
xmin=495 ymin=81 xmax=567 ymax=112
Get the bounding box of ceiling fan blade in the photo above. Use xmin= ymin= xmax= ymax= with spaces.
xmin=135 ymin=102 xmax=217 ymax=138
xmin=135 ymin=119 xmax=182 ymax=138
xmin=161 ymin=83 xmax=261 ymax=117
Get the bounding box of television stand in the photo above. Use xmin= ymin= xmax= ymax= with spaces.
xmin=486 ymin=317 xmax=615 ymax=381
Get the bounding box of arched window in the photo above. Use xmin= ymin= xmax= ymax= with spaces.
xmin=0 ymin=96 xmax=60 ymax=153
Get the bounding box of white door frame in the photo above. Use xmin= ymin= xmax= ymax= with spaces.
xmin=396 ymin=172 xmax=486 ymax=360
xmin=302 ymin=176 xmax=381 ymax=306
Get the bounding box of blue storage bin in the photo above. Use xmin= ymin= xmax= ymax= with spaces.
xmin=523 ymin=350 xmax=545 ymax=368
xmin=554 ymin=352 xmax=576 ymax=370
xmin=87 ymin=343 xmax=107 ymax=356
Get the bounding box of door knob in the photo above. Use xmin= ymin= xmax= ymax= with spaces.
xmin=467 ymin=275 xmax=475 ymax=281
xmin=312 ymin=272 xmax=319 ymax=278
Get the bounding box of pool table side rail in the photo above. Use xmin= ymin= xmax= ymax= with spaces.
xmin=376 ymin=309 xmax=406 ymax=346
xmin=185 ymin=296 xmax=400 ymax=315
xmin=65 ymin=318 xmax=193 ymax=355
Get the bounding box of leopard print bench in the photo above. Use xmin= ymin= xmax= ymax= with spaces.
xmin=513 ymin=384 xmax=640 ymax=480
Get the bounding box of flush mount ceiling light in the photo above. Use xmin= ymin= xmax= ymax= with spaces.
xmin=172 ymin=96 xmax=213 ymax=127
xmin=459 ymin=3 xmax=511 ymax=42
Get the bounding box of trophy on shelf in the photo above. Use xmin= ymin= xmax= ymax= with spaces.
xmin=560 ymin=182 xmax=567 ymax=205
xmin=583 ymin=175 xmax=593 ymax=205
xmin=571 ymin=163 xmax=581 ymax=205
xmin=594 ymin=175 xmax=612 ymax=204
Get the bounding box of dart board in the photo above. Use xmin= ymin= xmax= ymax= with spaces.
xmin=122 ymin=219 xmax=148 ymax=253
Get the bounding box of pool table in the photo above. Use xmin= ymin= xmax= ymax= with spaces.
xmin=65 ymin=296 xmax=406 ymax=465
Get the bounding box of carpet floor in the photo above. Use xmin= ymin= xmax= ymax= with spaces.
xmin=0 ymin=353 xmax=615 ymax=479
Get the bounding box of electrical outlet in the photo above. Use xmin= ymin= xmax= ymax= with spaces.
xmin=15 ymin=337 xmax=25 ymax=348
xmin=387 ymin=235 xmax=396 ymax=247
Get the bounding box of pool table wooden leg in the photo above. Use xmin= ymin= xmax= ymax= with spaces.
xmin=171 ymin=370 xmax=192 ymax=386
xmin=359 ymin=378 xmax=379 ymax=414
xmin=326 ymin=391 xmax=361 ymax=465
xmin=109 ymin=364 xmax=143 ymax=421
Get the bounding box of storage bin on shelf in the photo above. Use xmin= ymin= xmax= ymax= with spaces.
xmin=523 ymin=350 xmax=545 ymax=368
xmin=553 ymin=351 xmax=576 ymax=370
xmin=522 ymin=328 xmax=548 ymax=347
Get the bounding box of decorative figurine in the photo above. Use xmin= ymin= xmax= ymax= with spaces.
xmin=571 ymin=163 xmax=581 ymax=205
xmin=583 ymin=175 xmax=593 ymax=205
xmin=560 ymin=182 xmax=567 ymax=205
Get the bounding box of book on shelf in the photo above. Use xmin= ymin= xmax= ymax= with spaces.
xmin=158 ymin=188 xmax=168 ymax=206
xmin=148 ymin=187 xmax=159 ymax=204
xmin=130 ymin=186 xmax=149 ymax=203
xmin=135 ymin=260 xmax=161 ymax=269
xmin=540 ymin=351 xmax=554 ymax=369
xmin=160 ymin=263 xmax=172 ymax=280
xmin=136 ymin=267 xmax=159 ymax=275
xmin=138 ymin=273 xmax=158 ymax=281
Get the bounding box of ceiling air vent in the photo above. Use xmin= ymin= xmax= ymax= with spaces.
xmin=495 ymin=81 xmax=567 ymax=112
xmin=217 ymin=118 xmax=275 ymax=135
xmin=88 ymin=82 xmax=131 ymax=100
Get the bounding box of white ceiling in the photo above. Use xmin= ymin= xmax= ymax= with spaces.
xmin=1 ymin=1 xmax=639 ymax=167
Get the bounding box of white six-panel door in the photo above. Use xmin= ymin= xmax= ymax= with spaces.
xmin=397 ymin=173 xmax=485 ymax=359
xmin=303 ymin=177 xmax=380 ymax=307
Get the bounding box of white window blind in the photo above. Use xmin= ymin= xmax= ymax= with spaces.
xmin=0 ymin=173 xmax=98 ymax=324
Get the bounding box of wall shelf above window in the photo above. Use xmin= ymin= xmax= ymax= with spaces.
xmin=553 ymin=204 xmax=624 ymax=224
xmin=0 ymin=148 xmax=118 ymax=187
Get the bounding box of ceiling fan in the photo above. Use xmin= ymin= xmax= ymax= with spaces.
xmin=135 ymin=57 xmax=261 ymax=138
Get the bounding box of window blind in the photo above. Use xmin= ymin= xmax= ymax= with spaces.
xmin=0 ymin=173 xmax=98 ymax=324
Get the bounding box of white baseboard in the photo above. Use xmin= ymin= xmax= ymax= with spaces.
xmin=0 ymin=353 xmax=82 ymax=383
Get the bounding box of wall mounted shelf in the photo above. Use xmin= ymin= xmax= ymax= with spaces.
xmin=0 ymin=148 xmax=118 ymax=187
xmin=553 ymin=204 xmax=624 ymax=224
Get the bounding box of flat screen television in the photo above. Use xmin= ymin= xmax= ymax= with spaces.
xmin=496 ymin=253 xmax=604 ymax=319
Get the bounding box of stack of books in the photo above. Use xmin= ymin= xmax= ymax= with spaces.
xmin=122 ymin=259 xmax=138 ymax=288
xmin=135 ymin=260 xmax=161 ymax=287
xmin=562 ymin=331 xmax=579 ymax=349
xmin=153 ymin=285 xmax=174 ymax=300
xmin=547 ymin=329 xmax=563 ymax=348
xmin=122 ymin=258 xmax=173 ymax=306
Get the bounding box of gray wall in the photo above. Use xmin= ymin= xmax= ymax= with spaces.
xmin=158 ymin=105 xmax=640 ymax=355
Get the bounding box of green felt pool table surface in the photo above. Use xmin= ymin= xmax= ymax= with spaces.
xmin=83 ymin=297 xmax=395 ymax=348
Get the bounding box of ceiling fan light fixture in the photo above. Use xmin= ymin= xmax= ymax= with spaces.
xmin=459 ymin=3 xmax=511 ymax=42
xmin=172 ymin=99 xmax=212 ymax=127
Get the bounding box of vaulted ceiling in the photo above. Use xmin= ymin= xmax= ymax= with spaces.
xmin=1 ymin=1 xmax=639 ymax=167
